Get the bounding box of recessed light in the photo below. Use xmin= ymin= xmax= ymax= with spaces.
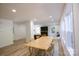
xmin=49 ymin=16 xmax=52 ymax=18
xmin=34 ymin=18 xmax=37 ymax=21
xmin=12 ymin=9 xmax=16 ymax=13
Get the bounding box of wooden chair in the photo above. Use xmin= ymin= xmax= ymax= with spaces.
xmin=44 ymin=40 xmax=55 ymax=56
xmin=26 ymin=38 xmax=35 ymax=43
xmin=36 ymin=40 xmax=55 ymax=56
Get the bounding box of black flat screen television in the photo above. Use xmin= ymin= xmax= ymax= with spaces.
xmin=41 ymin=26 xmax=48 ymax=31
xmin=41 ymin=26 xmax=48 ymax=36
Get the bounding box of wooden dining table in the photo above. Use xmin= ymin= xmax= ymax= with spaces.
xmin=25 ymin=36 xmax=54 ymax=55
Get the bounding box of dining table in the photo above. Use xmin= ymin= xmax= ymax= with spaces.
xmin=25 ymin=36 xmax=54 ymax=56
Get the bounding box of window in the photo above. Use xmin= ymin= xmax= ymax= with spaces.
xmin=64 ymin=11 xmax=74 ymax=55
xmin=65 ymin=12 xmax=73 ymax=47
xmin=34 ymin=25 xmax=40 ymax=35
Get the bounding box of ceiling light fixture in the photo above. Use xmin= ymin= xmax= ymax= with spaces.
xmin=49 ymin=16 xmax=52 ymax=18
xmin=34 ymin=18 xmax=37 ymax=21
xmin=12 ymin=9 xmax=16 ymax=13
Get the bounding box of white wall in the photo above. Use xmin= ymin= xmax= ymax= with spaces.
xmin=31 ymin=21 xmax=35 ymax=39
xmin=14 ymin=21 xmax=34 ymax=41
xmin=25 ymin=21 xmax=32 ymax=40
xmin=0 ymin=19 xmax=14 ymax=48
xmin=73 ymin=4 xmax=79 ymax=56
xmin=14 ymin=23 xmax=26 ymax=40
xmin=55 ymin=25 xmax=60 ymax=32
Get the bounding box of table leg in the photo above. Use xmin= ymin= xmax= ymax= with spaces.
xmin=29 ymin=47 xmax=33 ymax=56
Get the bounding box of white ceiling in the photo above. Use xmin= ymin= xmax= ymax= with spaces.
xmin=0 ymin=3 xmax=65 ymax=24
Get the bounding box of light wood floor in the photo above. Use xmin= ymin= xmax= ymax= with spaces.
xmin=0 ymin=39 xmax=64 ymax=56
xmin=0 ymin=39 xmax=29 ymax=56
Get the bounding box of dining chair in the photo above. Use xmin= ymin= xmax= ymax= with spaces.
xmin=26 ymin=38 xmax=39 ymax=56
xmin=44 ymin=40 xmax=55 ymax=56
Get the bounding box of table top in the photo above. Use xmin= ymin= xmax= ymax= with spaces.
xmin=25 ymin=36 xmax=54 ymax=50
